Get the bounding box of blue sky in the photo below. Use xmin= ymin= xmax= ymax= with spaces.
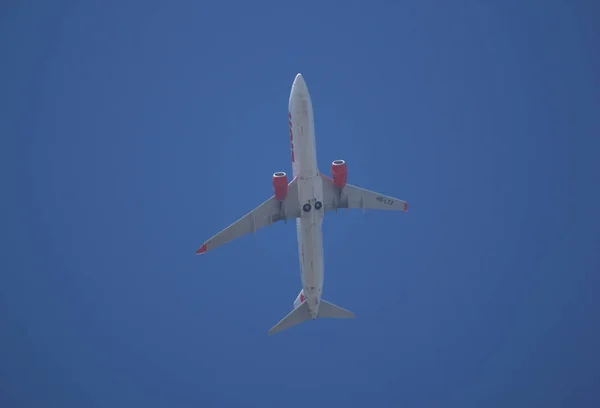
xmin=2 ymin=1 xmax=599 ymax=406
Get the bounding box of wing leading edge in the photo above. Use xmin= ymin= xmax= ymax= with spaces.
xmin=320 ymin=174 xmax=408 ymax=213
xmin=196 ymin=177 xmax=301 ymax=254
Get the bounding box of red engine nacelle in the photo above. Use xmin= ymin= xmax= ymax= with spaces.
xmin=331 ymin=159 xmax=347 ymax=188
xmin=272 ymin=172 xmax=289 ymax=201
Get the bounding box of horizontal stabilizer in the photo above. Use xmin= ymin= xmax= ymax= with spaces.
xmin=317 ymin=300 xmax=355 ymax=319
xmin=268 ymin=301 xmax=312 ymax=335
xmin=268 ymin=298 xmax=355 ymax=335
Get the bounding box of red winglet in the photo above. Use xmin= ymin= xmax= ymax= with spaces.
xmin=403 ymin=202 xmax=408 ymax=211
xmin=196 ymin=243 xmax=207 ymax=254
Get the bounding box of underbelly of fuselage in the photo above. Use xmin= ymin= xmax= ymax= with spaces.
xmin=289 ymin=74 xmax=323 ymax=318
xmin=296 ymin=175 xmax=324 ymax=318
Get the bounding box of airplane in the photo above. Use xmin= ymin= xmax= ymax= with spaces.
xmin=196 ymin=73 xmax=408 ymax=335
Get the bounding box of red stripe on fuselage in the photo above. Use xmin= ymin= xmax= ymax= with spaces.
xmin=289 ymin=112 xmax=294 ymax=161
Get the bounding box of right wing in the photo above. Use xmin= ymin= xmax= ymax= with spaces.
xmin=320 ymin=174 xmax=408 ymax=213
xmin=196 ymin=177 xmax=301 ymax=254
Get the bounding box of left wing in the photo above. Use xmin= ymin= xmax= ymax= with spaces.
xmin=320 ymin=174 xmax=408 ymax=213
xmin=196 ymin=178 xmax=301 ymax=254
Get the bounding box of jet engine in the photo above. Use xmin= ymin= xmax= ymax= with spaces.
xmin=331 ymin=160 xmax=347 ymax=188
xmin=272 ymin=172 xmax=289 ymax=201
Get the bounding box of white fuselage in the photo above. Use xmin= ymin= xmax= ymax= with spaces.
xmin=288 ymin=74 xmax=324 ymax=319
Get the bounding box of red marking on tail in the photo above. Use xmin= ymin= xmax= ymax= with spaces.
xmin=196 ymin=243 xmax=207 ymax=254
xmin=403 ymin=202 xmax=408 ymax=211
xmin=300 ymin=293 xmax=305 ymax=303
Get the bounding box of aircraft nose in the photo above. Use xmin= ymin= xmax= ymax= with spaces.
xmin=293 ymin=73 xmax=308 ymax=95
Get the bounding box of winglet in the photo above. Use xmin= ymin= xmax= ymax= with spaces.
xmin=403 ymin=202 xmax=408 ymax=211
xmin=195 ymin=243 xmax=207 ymax=254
